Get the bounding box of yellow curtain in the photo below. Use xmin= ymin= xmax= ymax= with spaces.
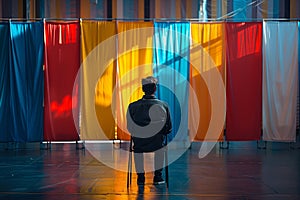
xmin=116 ymin=22 xmax=153 ymax=140
xmin=80 ymin=21 xmax=117 ymax=140
xmin=189 ymin=23 xmax=225 ymax=141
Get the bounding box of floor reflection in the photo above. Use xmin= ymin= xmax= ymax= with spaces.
xmin=0 ymin=142 xmax=299 ymax=199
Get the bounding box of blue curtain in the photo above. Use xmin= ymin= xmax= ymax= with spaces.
xmin=8 ymin=22 xmax=44 ymax=142
xmin=153 ymin=22 xmax=190 ymax=142
xmin=0 ymin=23 xmax=10 ymax=142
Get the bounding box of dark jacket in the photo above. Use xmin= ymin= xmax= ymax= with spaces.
xmin=127 ymin=95 xmax=172 ymax=153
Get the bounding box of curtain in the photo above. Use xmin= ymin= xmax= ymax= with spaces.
xmin=189 ymin=23 xmax=225 ymax=141
xmin=225 ymin=22 xmax=262 ymax=141
xmin=8 ymin=22 xmax=44 ymax=142
xmin=0 ymin=23 xmax=11 ymax=142
xmin=80 ymin=21 xmax=116 ymax=140
xmin=44 ymin=21 xmax=80 ymax=141
xmin=262 ymin=21 xmax=298 ymax=142
xmin=153 ymin=22 xmax=190 ymax=142
xmin=116 ymin=22 xmax=154 ymax=140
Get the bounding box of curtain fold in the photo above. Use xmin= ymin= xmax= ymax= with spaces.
xmin=44 ymin=21 xmax=80 ymax=141
xmin=8 ymin=22 xmax=44 ymax=142
xmin=225 ymin=22 xmax=262 ymax=141
xmin=80 ymin=21 xmax=116 ymax=140
xmin=116 ymin=21 xmax=154 ymax=140
xmin=0 ymin=23 xmax=11 ymax=142
xmin=153 ymin=22 xmax=190 ymax=142
xmin=189 ymin=23 xmax=225 ymax=141
xmin=263 ymin=21 xmax=298 ymax=142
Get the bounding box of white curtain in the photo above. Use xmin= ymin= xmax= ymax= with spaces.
xmin=262 ymin=21 xmax=298 ymax=142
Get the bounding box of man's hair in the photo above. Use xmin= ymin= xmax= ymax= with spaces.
xmin=142 ymin=76 xmax=158 ymax=95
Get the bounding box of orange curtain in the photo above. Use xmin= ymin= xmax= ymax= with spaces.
xmin=80 ymin=21 xmax=117 ymax=140
xmin=116 ymin=22 xmax=153 ymax=140
xmin=189 ymin=23 xmax=225 ymax=141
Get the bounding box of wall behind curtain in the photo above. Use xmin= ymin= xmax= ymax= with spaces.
xmin=225 ymin=22 xmax=262 ymax=141
xmin=153 ymin=22 xmax=190 ymax=143
xmin=263 ymin=21 xmax=298 ymax=142
xmin=3 ymin=0 xmax=300 ymax=20
xmin=44 ymin=21 xmax=80 ymax=141
xmin=116 ymin=21 xmax=153 ymax=140
xmin=232 ymin=0 xmax=253 ymax=20
xmin=80 ymin=20 xmax=116 ymax=140
xmin=44 ymin=0 xmax=80 ymax=18
xmin=189 ymin=22 xmax=225 ymax=141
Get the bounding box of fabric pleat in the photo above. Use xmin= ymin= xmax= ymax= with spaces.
xmin=0 ymin=23 xmax=11 ymax=142
xmin=225 ymin=22 xmax=262 ymax=141
xmin=262 ymin=21 xmax=298 ymax=142
xmin=153 ymin=22 xmax=190 ymax=143
xmin=44 ymin=21 xmax=80 ymax=141
xmin=80 ymin=21 xmax=117 ymax=140
xmin=116 ymin=21 xmax=154 ymax=140
xmin=8 ymin=22 xmax=44 ymax=142
xmin=189 ymin=23 xmax=225 ymax=141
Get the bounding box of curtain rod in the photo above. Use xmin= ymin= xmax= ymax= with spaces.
xmin=0 ymin=18 xmax=299 ymax=22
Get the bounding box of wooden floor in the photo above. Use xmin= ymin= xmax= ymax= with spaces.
xmin=0 ymin=141 xmax=299 ymax=200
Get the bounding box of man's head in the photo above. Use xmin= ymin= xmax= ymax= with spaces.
xmin=142 ymin=76 xmax=158 ymax=95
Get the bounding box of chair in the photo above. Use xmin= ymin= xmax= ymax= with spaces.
xmin=127 ymin=136 xmax=169 ymax=188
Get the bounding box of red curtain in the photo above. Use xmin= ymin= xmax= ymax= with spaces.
xmin=44 ymin=21 xmax=80 ymax=141
xmin=225 ymin=22 xmax=262 ymax=141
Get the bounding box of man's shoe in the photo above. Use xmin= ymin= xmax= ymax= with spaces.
xmin=153 ymin=176 xmax=165 ymax=185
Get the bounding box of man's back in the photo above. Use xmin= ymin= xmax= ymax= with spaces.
xmin=127 ymin=95 xmax=172 ymax=153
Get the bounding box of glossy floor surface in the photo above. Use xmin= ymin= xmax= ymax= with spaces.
xmin=0 ymin=141 xmax=299 ymax=200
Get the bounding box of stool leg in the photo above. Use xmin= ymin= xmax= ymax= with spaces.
xmin=127 ymin=151 xmax=132 ymax=188
xmin=127 ymin=138 xmax=133 ymax=188
xmin=165 ymin=147 xmax=169 ymax=188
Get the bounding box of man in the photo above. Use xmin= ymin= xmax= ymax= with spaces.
xmin=126 ymin=76 xmax=172 ymax=185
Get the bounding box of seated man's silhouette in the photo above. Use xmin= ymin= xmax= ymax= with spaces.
xmin=127 ymin=76 xmax=172 ymax=185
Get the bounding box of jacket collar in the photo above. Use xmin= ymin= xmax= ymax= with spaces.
xmin=142 ymin=95 xmax=157 ymax=99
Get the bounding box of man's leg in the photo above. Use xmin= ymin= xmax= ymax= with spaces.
xmin=134 ymin=152 xmax=145 ymax=185
xmin=154 ymin=149 xmax=165 ymax=184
